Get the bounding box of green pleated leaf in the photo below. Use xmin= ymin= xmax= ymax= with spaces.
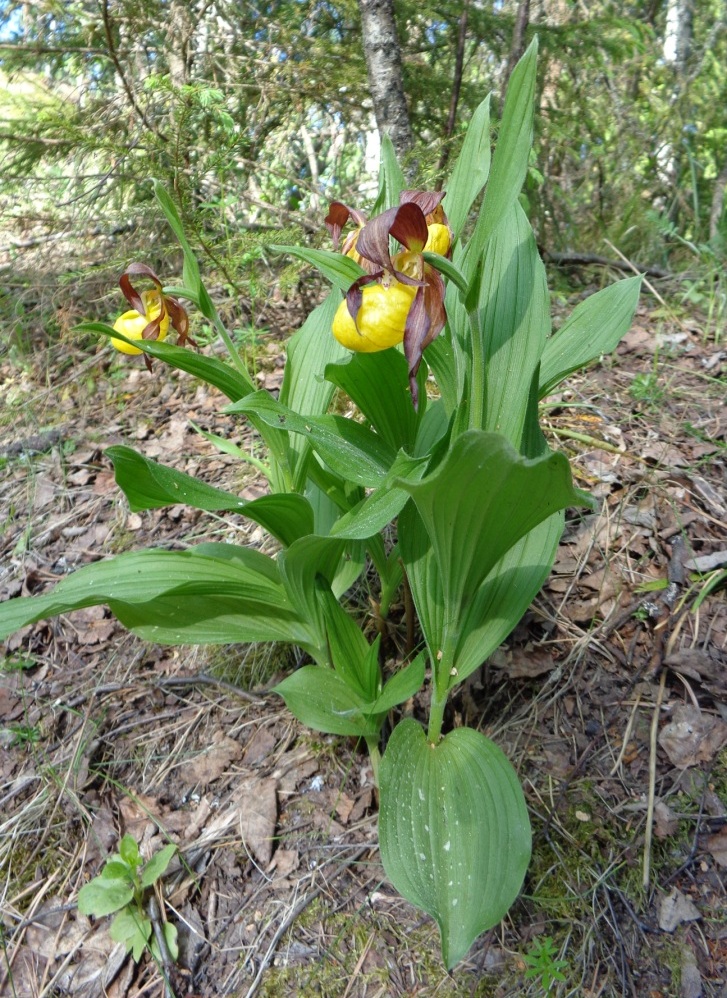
xmin=153 ymin=181 xmax=207 ymax=310
xmin=270 ymin=246 xmax=364 ymax=291
xmin=463 ymin=39 xmax=538 ymax=271
xmin=422 ymin=253 xmax=469 ymax=296
xmin=539 ymin=275 xmax=643 ymax=398
xmin=278 ymin=535 xmax=365 ymax=661
xmin=324 ymin=350 xmax=426 ymax=455
xmin=451 ymin=513 xmax=563 ymax=685
xmin=273 ymin=666 xmax=381 ymax=737
xmin=379 ymin=719 xmax=531 ymax=968
xmin=280 ymin=292 xmax=346 ymax=414
xmin=228 ymin=391 xmax=397 ymax=488
xmin=316 ymin=580 xmax=380 ymax=700
xmin=473 ymin=202 xmax=550 ymax=445
xmin=372 ymin=134 xmax=405 ymax=215
xmin=371 ymin=652 xmax=426 ymax=713
xmin=330 ymin=451 xmax=430 ymax=540
xmin=106 ymin=446 xmax=313 ymax=547
xmin=78 ymin=323 xmax=254 ymax=400
xmin=442 ymin=94 xmax=492 ymax=241
xmin=397 ymin=431 xmax=584 ymax=617
xmin=0 ymin=545 xmax=311 ymax=649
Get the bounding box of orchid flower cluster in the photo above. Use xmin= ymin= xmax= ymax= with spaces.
xmin=327 ymin=192 xmax=450 ymax=405
xmin=0 ymin=42 xmax=642 ymax=969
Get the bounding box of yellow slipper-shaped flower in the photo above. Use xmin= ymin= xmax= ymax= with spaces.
xmin=332 ymin=282 xmax=417 ymax=353
xmin=111 ymin=293 xmax=170 ymax=355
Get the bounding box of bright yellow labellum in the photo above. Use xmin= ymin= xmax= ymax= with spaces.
xmin=424 ymin=223 xmax=450 ymax=256
xmin=332 ymin=282 xmax=416 ymax=353
xmin=111 ymin=297 xmax=169 ymax=355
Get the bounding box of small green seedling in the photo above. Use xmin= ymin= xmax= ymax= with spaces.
xmin=523 ymin=936 xmax=568 ymax=994
xmin=77 ymin=834 xmax=178 ymax=963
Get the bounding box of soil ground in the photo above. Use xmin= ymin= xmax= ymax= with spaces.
xmin=1 ymin=271 xmax=726 ymax=998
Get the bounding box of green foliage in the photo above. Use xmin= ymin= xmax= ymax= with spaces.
xmin=2 ymin=0 xmax=726 ymax=285
xmin=77 ymin=835 xmax=178 ymax=964
xmin=0 ymin=44 xmax=643 ymax=969
xmin=522 ymin=936 xmax=569 ymax=993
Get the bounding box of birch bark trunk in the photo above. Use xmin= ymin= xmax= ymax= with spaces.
xmin=358 ymin=0 xmax=414 ymax=162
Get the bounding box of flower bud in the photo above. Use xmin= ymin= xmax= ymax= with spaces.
xmin=424 ymin=223 xmax=451 ymax=256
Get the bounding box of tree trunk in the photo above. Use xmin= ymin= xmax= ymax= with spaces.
xmin=435 ymin=0 xmax=470 ymax=185
xmin=709 ymin=157 xmax=727 ymax=241
xmin=503 ymin=0 xmax=531 ymax=95
xmin=358 ymin=0 xmax=413 ymax=163
xmin=661 ymin=0 xmax=694 ymax=223
xmin=663 ymin=0 xmax=694 ymax=71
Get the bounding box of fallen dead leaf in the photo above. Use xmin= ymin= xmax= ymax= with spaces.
xmin=705 ymin=826 xmax=727 ymax=868
xmin=657 ymin=887 xmax=701 ymax=932
xmin=189 ymin=777 xmax=278 ymax=867
xmin=653 ymin=800 xmax=680 ymax=839
xmin=658 ymin=705 xmax=727 ymax=768
xmin=269 ymin=848 xmax=299 ymax=877
xmin=186 ymin=731 xmax=242 ymax=787
xmin=492 ymin=645 xmax=558 ymax=679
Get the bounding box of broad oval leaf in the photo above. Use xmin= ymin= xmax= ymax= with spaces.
xmin=0 ymin=545 xmax=311 ymax=649
xmin=140 ymin=843 xmax=178 ymax=888
xmin=397 ymin=430 xmax=585 ymax=616
xmin=371 ymin=652 xmax=426 ymax=713
xmin=371 ymin=134 xmax=405 ymax=215
xmin=228 ymin=391 xmax=396 ymax=488
xmin=462 ymin=39 xmax=538 ymax=271
xmin=79 ymin=322 xmax=254 ymax=400
xmin=538 ymin=275 xmax=643 ymax=398
xmin=273 ymin=666 xmax=381 ymax=738
xmin=324 ymin=349 xmax=426 ymax=455
xmin=473 ymin=201 xmax=550 ymax=445
xmin=106 ymin=446 xmax=313 ymax=547
xmin=379 ymin=719 xmax=531 ymax=969
xmin=78 ymin=879 xmax=134 ymax=917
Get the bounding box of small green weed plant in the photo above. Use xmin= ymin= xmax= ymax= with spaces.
xmin=0 ymin=42 xmax=641 ymax=967
xmin=77 ymin=835 xmax=178 ymax=963
xmin=523 ymin=935 xmax=568 ymax=993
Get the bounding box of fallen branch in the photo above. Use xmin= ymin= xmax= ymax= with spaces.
xmin=542 ymin=250 xmax=680 ymax=280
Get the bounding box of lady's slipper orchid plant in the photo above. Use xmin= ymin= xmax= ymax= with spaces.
xmin=0 ymin=41 xmax=645 ymax=971
xmin=111 ymin=263 xmax=190 ymax=367
xmin=327 ymin=192 xmax=451 ymax=406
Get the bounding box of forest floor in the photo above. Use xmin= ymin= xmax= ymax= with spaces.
xmin=1 ymin=273 xmax=726 ymax=998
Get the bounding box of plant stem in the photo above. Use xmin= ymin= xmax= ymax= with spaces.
xmin=366 ymin=738 xmax=381 ymax=786
xmin=427 ymin=691 xmax=446 ymax=743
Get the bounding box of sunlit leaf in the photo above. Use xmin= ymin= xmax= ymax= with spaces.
xmin=78 ymin=880 xmax=134 ymax=917
xmin=273 ymin=666 xmax=381 ymax=737
xmin=228 ymin=391 xmax=397 ymax=488
xmin=270 ymin=246 xmax=364 ymax=291
xmin=379 ymin=719 xmax=531 ymax=968
xmin=463 ymin=39 xmax=538 ymax=269
xmin=539 ymin=275 xmax=643 ymax=397
xmin=443 ymin=94 xmax=491 ymax=240
xmin=78 ymin=323 xmax=253 ymax=400
xmin=324 ymin=349 xmax=426 ymax=455
xmin=107 ymin=446 xmax=313 ymax=547
xmin=0 ymin=545 xmax=312 ymax=649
